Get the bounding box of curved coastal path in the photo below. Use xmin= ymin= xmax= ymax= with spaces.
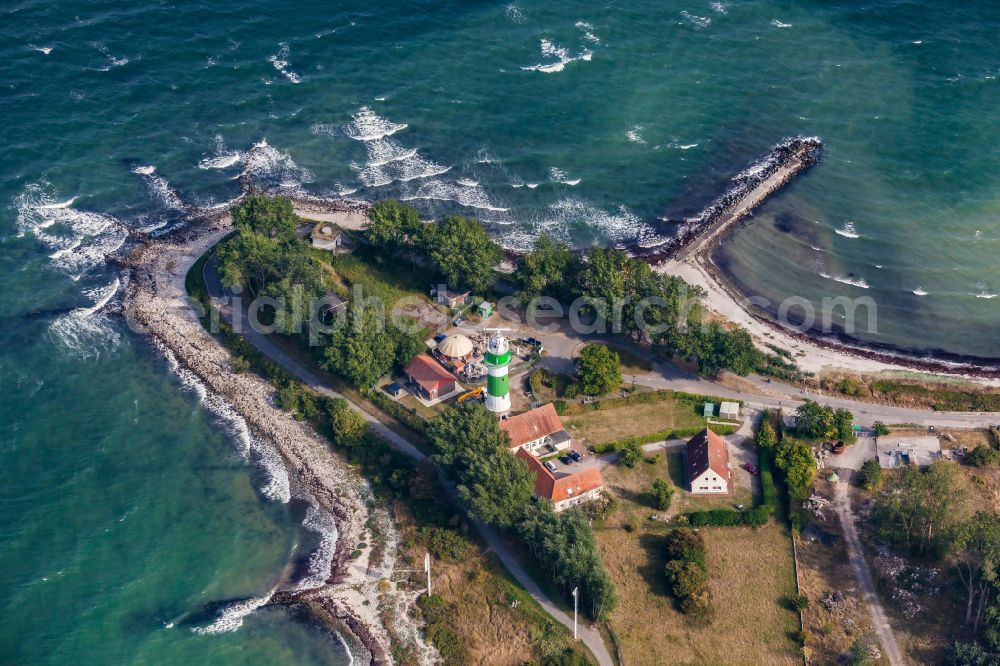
xmin=201 ymin=257 xmax=616 ymax=666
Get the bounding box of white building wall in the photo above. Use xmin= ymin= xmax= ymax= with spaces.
xmin=691 ymin=469 xmax=728 ymax=494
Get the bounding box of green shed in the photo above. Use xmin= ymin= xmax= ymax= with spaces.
xmin=703 ymin=402 xmax=714 ymax=417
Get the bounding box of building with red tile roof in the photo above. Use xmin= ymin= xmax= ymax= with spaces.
xmin=686 ymin=428 xmax=731 ymax=495
xmin=403 ymin=354 xmax=457 ymax=401
xmin=515 ymin=448 xmax=605 ymax=512
xmin=498 ymin=403 xmax=571 ymax=455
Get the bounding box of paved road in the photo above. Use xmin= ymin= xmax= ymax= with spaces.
xmin=528 ymin=320 xmax=999 ymax=429
xmin=834 ymin=482 xmax=905 ymax=666
xmin=202 ymin=258 xmax=614 ymax=666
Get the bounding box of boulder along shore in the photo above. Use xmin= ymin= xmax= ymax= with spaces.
xmin=120 ymin=205 xmax=434 ymax=665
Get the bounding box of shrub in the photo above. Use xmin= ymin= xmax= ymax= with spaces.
xmin=859 ymin=459 xmax=883 ymax=490
xmin=968 ymin=445 xmax=999 ymax=467
xmin=553 ymin=400 xmax=568 ymax=415
xmin=650 ymin=479 xmax=674 ymax=511
xmin=619 ymin=440 xmax=642 ymax=468
xmin=792 ymin=594 xmax=809 ymax=610
xmin=419 ymin=527 xmax=470 ymax=561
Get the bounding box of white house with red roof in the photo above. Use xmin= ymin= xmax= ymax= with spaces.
xmin=686 ymin=428 xmax=731 ymax=494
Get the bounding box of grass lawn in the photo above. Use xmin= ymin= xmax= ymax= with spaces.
xmin=328 ymin=249 xmax=440 ymax=308
xmin=562 ymin=400 xmax=707 ymax=447
xmin=594 ymin=462 xmax=800 ymax=665
xmin=604 ymin=343 xmax=654 ymax=373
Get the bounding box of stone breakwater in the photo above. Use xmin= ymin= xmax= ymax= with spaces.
xmin=121 ymin=211 xmax=411 ymax=664
xmin=637 ymin=136 xmax=823 ymax=263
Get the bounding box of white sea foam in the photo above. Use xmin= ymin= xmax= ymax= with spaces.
xmin=159 ymin=344 xmax=291 ymax=504
xmin=975 ymin=286 xmax=997 ymax=299
xmin=505 ymin=4 xmax=526 ymax=24
xmin=669 ymin=140 xmax=699 ymax=150
xmin=199 ymin=138 xmax=244 ymax=170
xmin=770 ymin=19 xmax=793 ymax=28
xmin=293 ymin=503 xmax=340 ymax=591
xmin=48 ymin=277 xmax=123 ymax=359
xmin=522 ymin=38 xmax=592 ymax=73
xmin=92 ymin=42 xmax=128 ymax=70
xmin=912 ymin=287 xmax=928 ymax=296
xmin=548 ymin=167 xmax=580 ymax=186
xmin=241 ymin=139 xmax=314 ymax=189
xmin=504 ymin=197 xmax=649 ymax=251
xmin=192 ymin=589 xmax=277 ymax=635
xmin=626 ymin=126 xmax=646 ymax=144
xmin=835 ymin=221 xmax=860 ymax=238
xmin=710 ymin=2 xmax=728 ymax=14
xmin=819 ymin=272 xmax=869 ymax=289
xmin=680 ymin=11 xmax=711 ymax=29
xmin=132 ymin=165 xmax=186 ymax=211
xmin=401 ymin=179 xmax=508 ymax=211
xmin=575 ymin=21 xmax=600 ymax=44
xmin=456 ymin=178 xmax=478 ymax=187
xmin=343 ymin=107 xmax=407 ymax=141
xmin=15 ymin=183 xmax=128 ymax=280
xmin=30 ymin=44 xmax=53 ymax=55
xmin=268 ymin=43 xmax=302 ymax=84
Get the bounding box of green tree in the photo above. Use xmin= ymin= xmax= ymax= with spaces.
xmin=774 ymin=437 xmax=817 ymax=499
xmin=947 ymin=512 xmax=1000 ymax=631
xmin=859 ymin=459 xmax=883 ymax=491
xmin=872 ymin=421 xmax=890 ymax=438
xmin=619 ymin=440 xmax=642 ymax=468
xmin=322 ymin=305 xmax=398 ymax=387
xmin=231 ymin=194 xmax=298 ymax=240
xmin=365 ymin=199 xmax=423 ymax=250
xmin=427 ymin=214 xmax=502 ymax=293
xmin=875 ymin=460 xmax=972 ymax=555
xmin=794 ymin=400 xmax=825 ymax=439
xmin=650 ymin=478 xmax=674 ymax=511
xmin=327 ymin=398 xmax=368 ymax=448
xmin=575 ymin=344 xmax=622 ymax=396
xmin=517 ymin=232 xmax=575 ymax=302
xmin=833 ymin=408 xmax=855 ymax=441
xmin=757 ymin=420 xmax=777 ymax=449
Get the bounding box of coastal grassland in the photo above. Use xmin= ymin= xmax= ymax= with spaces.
xmin=325 ymin=244 xmax=441 ymax=309
xmin=592 ymin=460 xmax=798 ymax=664
xmin=561 ymin=400 xmax=707 ymax=448
xmin=595 ymin=518 xmax=799 ymax=663
xmin=819 ymin=371 xmax=1000 ymax=412
xmin=396 ymin=514 xmax=590 ymax=666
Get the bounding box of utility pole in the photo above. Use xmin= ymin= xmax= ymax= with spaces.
xmin=424 ymin=552 xmax=432 ymax=596
xmin=572 ymin=587 xmax=578 ymax=640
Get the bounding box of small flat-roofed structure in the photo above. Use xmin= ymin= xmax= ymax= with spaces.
xmin=432 ymin=287 xmax=471 ymax=310
xmin=720 ymin=401 xmax=740 ymax=420
xmin=477 ymin=301 xmax=493 ymax=318
xmin=877 ymin=435 xmax=941 ymax=469
xmin=703 ymin=402 xmax=714 ymax=418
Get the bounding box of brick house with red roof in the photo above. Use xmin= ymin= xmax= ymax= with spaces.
xmin=498 ymin=403 xmax=572 ymax=455
xmin=515 ymin=449 xmax=605 ymax=512
xmin=403 ymin=354 xmax=457 ymax=401
xmin=686 ymin=428 xmax=731 ymax=494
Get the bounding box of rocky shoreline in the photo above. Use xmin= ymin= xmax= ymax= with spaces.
xmin=120 ymin=207 xmax=429 ymax=664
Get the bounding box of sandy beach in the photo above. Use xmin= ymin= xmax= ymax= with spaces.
xmin=121 ymin=210 xmax=430 ymax=664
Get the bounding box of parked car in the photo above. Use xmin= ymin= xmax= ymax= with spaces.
xmin=741 ymin=462 xmax=759 ymax=476
xmin=568 ymin=451 xmax=582 ymax=463
xmin=544 ymin=461 xmax=557 ymax=473
xmin=559 ymin=455 xmax=572 ymax=465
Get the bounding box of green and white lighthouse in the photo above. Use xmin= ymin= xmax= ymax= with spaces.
xmin=483 ymin=330 xmax=512 ymax=414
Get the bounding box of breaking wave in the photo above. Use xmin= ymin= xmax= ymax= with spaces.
xmin=191 ymin=589 xmax=277 ymax=635
xmin=680 ymin=11 xmax=711 ymax=29
xmin=521 ymin=38 xmax=592 ymax=73
xmin=268 ymin=43 xmax=302 ymax=84
xmin=15 ymin=182 xmax=129 ymax=281
xmin=835 ymin=221 xmax=860 ymax=238
xmin=48 ymin=277 xmax=123 ymax=360
xmin=771 ymin=19 xmax=793 ymax=29
xmin=132 ymin=165 xmax=186 ymax=211
xmin=819 ymin=272 xmax=869 ymax=289
xmin=502 ymin=197 xmax=651 ymax=251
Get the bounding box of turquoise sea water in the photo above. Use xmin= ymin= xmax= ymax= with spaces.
xmin=2 ymin=1 xmax=999 ymax=663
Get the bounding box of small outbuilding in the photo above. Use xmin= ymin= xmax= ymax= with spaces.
xmin=311 ymin=224 xmax=343 ymax=251
xmin=384 ymin=382 xmax=404 ymax=398
xmin=477 ymin=301 xmax=494 ymax=318
xmin=703 ymin=402 xmax=715 ymax=418
xmin=431 ymin=287 xmax=471 ymax=310
xmin=720 ymin=401 xmax=740 ymax=421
